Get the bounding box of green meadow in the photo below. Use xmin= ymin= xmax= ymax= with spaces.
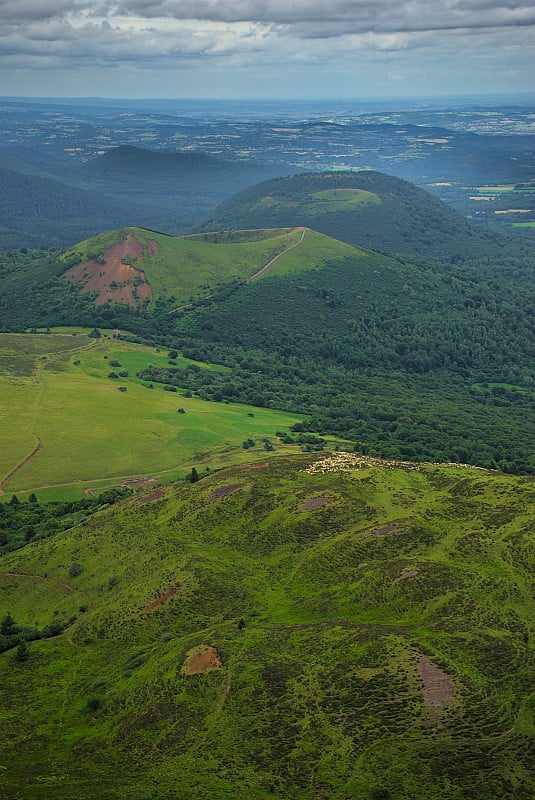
xmin=0 ymin=331 xmax=301 ymax=501
xmin=254 ymin=188 xmax=381 ymax=220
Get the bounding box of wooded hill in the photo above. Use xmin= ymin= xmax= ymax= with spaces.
xmin=200 ymin=171 xmax=535 ymax=283
xmin=0 ymin=146 xmax=292 ymax=249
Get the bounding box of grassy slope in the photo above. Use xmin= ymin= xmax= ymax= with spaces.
xmin=0 ymin=453 xmax=533 ymax=799
xmin=0 ymin=332 xmax=300 ymax=500
xmin=58 ymin=226 xmax=356 ymax=307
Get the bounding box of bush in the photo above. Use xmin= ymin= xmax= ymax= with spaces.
xmin=14 ymin=642 xmax=29 ymax=662
xmin=68 ymin=561 xmax=83 ymax=578
xmin=85 ymin=696 xmax=102 ymax=713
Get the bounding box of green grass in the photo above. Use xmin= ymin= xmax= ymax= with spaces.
xmin=57 ymin=226 xmax=352 ymax=309
xmin=0 ymin=453 xmax=533 ymax=799
xmin=0 ymin=331 xmax=301 ymax=501
xmin=253 ymin=188 xmax=381 ymax=220
xmin=512 ymin=221 xmax=535 ymax=228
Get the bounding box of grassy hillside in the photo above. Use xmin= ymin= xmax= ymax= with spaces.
xmin=200 ymin=171 xmax=535 ymax=282
xmin=0 ymin=331 xmax=300 ymax=501
xmin=0 ymin=453 xmax=533 ymax=799
xmin=59 ymin=225 xmax=356 ymax=309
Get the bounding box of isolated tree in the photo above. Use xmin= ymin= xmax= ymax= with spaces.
xmin=14 ymin=641 xmax=29 ymax=662
xmin=190 ymin=468 xmax=199 ymax=483
xmin=1 ymin=613 xmax=15 ymax=635
xmin=28 ymin=493 xmax=38 ymax=504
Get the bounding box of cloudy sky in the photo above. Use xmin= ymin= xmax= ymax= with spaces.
xmin=1 ymin=0 xmax=534 ymax=98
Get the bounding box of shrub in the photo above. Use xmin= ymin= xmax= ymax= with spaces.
xmin=68 ymin=561 xmax=83 ymax=578
xmin=85 ymin=696 xmax=102 ymax=713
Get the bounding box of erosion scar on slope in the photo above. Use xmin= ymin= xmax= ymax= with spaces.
xmin=419 ymin=655 xmax=456 ymax=708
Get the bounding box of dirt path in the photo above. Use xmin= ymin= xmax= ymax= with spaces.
xmin=0 ymin=437 xmax=42 ymax=493
xmin=0 ymin=336 xmax=99 ymax=495
xmin=245 ymin=227 xmax=306 ymax=282
xmin=168 ymin=227 xmax=306 ymax=314
xmin=1 ymin=571 xmax=94 ymax=610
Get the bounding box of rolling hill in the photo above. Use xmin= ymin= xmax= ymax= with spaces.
xmin=0 ymin=146 xmax=293 ymax=249
xmin=1 ymin=217 xmax=533 ymax=473
xmin=58 ymin=225 xmax=356 ymax=310
xmin=199 ymin=171 xmax=535 ymax=282
xmin=0 ymin=452 xmax=533 ymax=799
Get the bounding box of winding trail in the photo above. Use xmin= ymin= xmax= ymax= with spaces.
xmin=245 ymin=227 xmax=306 ymax=282
xmin=0 ymin=438 xmax=42 ymax=494
xmin=1 ymin=571 xmax=94 ymax=611
xmin=168 ymin=227 xmax=306 ymax=314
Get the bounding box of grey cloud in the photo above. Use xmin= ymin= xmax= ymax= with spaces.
xmin=0 ymin=0 xmax=79 ymax=21
xmin=109 ymin=0 xmax=535 ymax=33
xmin=0 ymin=14 xmax=261 ymax=65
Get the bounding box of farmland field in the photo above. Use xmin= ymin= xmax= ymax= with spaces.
xmin=0 ymin=330 xmax=301 ymax=500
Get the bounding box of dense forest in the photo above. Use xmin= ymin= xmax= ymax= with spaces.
xmin=201 ymin=171 xmax=535 ymax=283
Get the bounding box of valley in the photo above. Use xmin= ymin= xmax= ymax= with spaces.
xmin=0 ymin=96 xmax=533 ymax=800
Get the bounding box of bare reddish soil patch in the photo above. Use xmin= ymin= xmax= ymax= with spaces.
xmin=182 ymin=645 xmax=222 ymax=676
xmin=142 ymin=587 xmax=177 ymax=612
xmin=419 ymin=656 xmax=456 ymax=707
xmin=246 ymin=463 xmax=269 ymax=470
xmin=64 ymin=232 xmax=154 ymax=308
xmin=209 ymin=483 xmax=245 ymax=500
xmin=394 ymin=569 xmax=417 ymax=582
xmin=372 ymin=524 xmax=402 ymax=536
xmin=147 ymin=239 xmax=159 ymax=256
xmin=298 ymin=496 xmax=333 ymax=512
xmin=137 ymin=488 xmax=165 ymax=504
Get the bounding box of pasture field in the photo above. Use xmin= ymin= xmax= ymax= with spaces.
xmin=0 ymin=453 xmax=533 ymax=799
xmin=0 ymin=330 xmax=301 ymax=501
xmin=254 ymin=188 xmax=381 ymax=220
